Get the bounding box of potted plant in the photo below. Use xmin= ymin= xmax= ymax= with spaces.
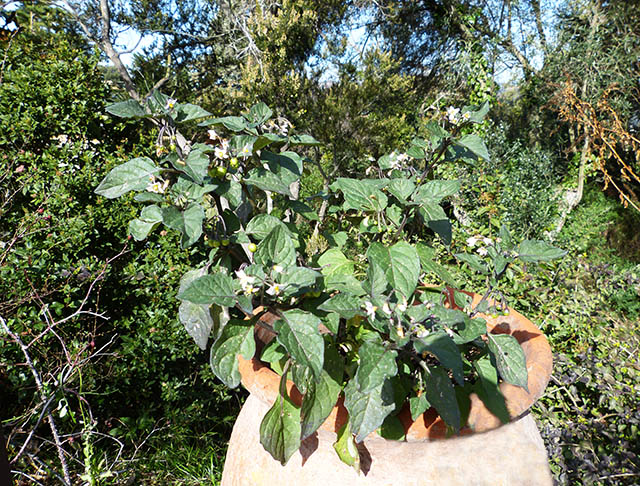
xmin=96 ymin=93 xmax=564 ymax=482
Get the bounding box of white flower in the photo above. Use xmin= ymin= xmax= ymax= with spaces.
xmin=365 ymin=166 xmax=375 ymax=176
xmin=364 ymin=301 xmax=377 ymax=319
xmin=266 ymin=283 xmax=284 ymax=296
xmin=235 ymin=269 xmax=257 ymax=294
xmin=462 ymin=112 xmax=471 ymax=121
xmin=446 ymin=106 xmax=460 ymax=124
xmin=207 ymin=129 xmax=219 ymax=140
xmin=466 ymin=236 xmax=479 ymax=247
xmin=382 ymin=302 xmax=392 ymax=315
xmin=397 ymin=153 xmax=409 ymax=164
xmin=165 ymin=98 xmax=177 ymax=110
xmin=476 ymin=247 xmax=488 ymax=257
xmin=416 ymin=327 xmax=430 ymax=338
xmin=240 ymin=145 xmax=252 ymax=158
xmin=482 ymin=237 xmax=492 ymax=246
xmin=146 ymin=177 xmax=169 ymax=194
xmin=397 ymin=298 xmax=408 ymax=313
xmin=272 ymin=265 xmax=283 ymax=273
xmin=396 ymin=325 xmax=405 ymax=338
xmin=214 ymin=145 xmax=229 ymax=159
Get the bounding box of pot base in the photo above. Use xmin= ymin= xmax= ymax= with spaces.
xmin=221 ymin=393 xmax=553 ymax=486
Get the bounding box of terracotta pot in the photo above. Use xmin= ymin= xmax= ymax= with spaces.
xmin=221 ymin=289 xmax=554 ymax=485
xmin=238 ymin=289 xmax=553 ymax=439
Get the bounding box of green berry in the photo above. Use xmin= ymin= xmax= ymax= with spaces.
xmin=247 ymin=243 xmax=257 ymax=253
xmin=216 ymin=166 xmax=227 ymax=177
xmin=229 ymin=157 xmax=239 ymax=169
xmin=221 ymin=239 xmax=230 ymax=246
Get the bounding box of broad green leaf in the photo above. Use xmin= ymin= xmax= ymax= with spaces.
xmin=517 ymin=240 xmax=567 ymax=262
xmin=387 ymin=179 xmax=415 ymax=202
xmin=325 ymin=274 xmax=366 ymax=296
xmin=134 ymin=192 xmax=163 ymax=203
xmin=367 ymin=242 xmax=420 ymax=299
xmin=378 ymin=414 xmax=406 ymax=440
xmin=255 ymin=225 xmax=296 ymax=267
xmin=418 ymin=204 xmax=448 ymax=223
xmin=499 ymin=224 xmax=513 ymax=251
xmin=343 ymin=378 xmax=395 ymax=442
xmin=172 ymin=176 xmax=217 ymax=201
xmin=279 ymin=267 xmax=321 ymax=296
xmin=462 ymin=101 xmax=490 ymax=123
xmin=209 ymin=319 xmax=255 ymax=388
xmin=288 ymin=134 xmax=322 ymax=146
xmin=259 ymin=381 xmax=301 ymax=465
xmin=244 ymin=151 xmax=302 ymax=197
xmin=428 ymin=219 xmax=452 ymax=246
xmin=409 ymin=393 xmax=431 ymax=421
xmin=174 ymin=103 xmax=212 ymax=122
xmin=181 ymin=149 xmax=209 ymax=184
xmin=177 ymin=273 xmax=236 ymax=307
xmin=413 ymin=180 xmax=460 ymax=202
xmin=455 ymin=253 xmax=489 ymax=275
xmin=95 ymin=157 xmax=160 ymax=199
xmin=178 ymin=268 xmax=215 ymax=350
xmin=246 ymin=214 xmax=289 ymax=240
xmin=333 ymin=422 xmax=360 ymax=472
xmin=128 ymin=204 xmax=163 ymax=240
xmin=162 ymin=204 xmax=205 ymax=248
xmin=364 ymin=259 xmax=388 ymax=297
xmin=199 ymin=115 xmax=246 ymax=131
xmin=487 ymin=333 xmax=529 ymax=390
xmin=355 ymin=341 xmax=397 ymax=393
xmin=260 ymin=340 xmax=288 ymax=376
xmin=274 ymin=310 xmax=324 ymax=376
xmin=423 ymin=366 xmax=460 ymax=433
xmin=287 ymin=200 xmax=319 ymax=220
xmin=105 ymin=99 xmax=146 ymax=118
xmin=455 ymin=134 xmax=490 ymax=161
xmin=248 ymin=102 xmax=272 ymax=125
xmin=429 ymin=305 xmax=467 ymax=326
xmin=414 ymin=331 xmax=464 ymax=385
xmin=317 ymin=294 xmax=362 ymax=319
xmin=474 ymin=355 xmax=510 ymax=424
xmin=318 ymin=248 xmax=354 ymax=277
xmin=301 ymin=347 xmax=343 ymax=439
xmin=416 ymin=243 xmax=457 ymax=286
xmin=406 ymin=145 xmax=425 ymax=159
xmin=455 ymin=316 xmax=487 ymax=343
xmin=146 ymin=90 xmax=169 ymax=113
xmin=331 ymin=178 xmax=388 ymax=212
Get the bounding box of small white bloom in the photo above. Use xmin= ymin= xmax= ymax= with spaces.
xmin=397 ymin=298 xmax=408 ymax=313
xmin=462 ymin=112 xmax=471 ymax=121
xmin=214 ymin=146 xmax=229 ymax=159
xmin=272 ymin=264 xmax=283 ymax=273
xmin=446 ymin=106 xmax=460 ymax=124
xmin=266 ymin=283 xmax=284 ymax=296
xmin=397 ymin=153 xmax=409 ymax=163
xmin=476 ymin=247 xmax=488 ymax=257
xmin=365 ymin=166 xmax=375 ymax=176
xmin=416 ymin=327 xmax=430 ymax=338
xmin=382 ymin=302 xmax=392 ymax=315
xmin=466 ymin=236 xmax=479 ymax=247
xmin=235 ymin=269 xmax=256 ymax=291
xmin=396 ymin=325 xmax=405 ymax=338
xmin=165 ymin=98 xmax=177 ymax=110
xmin=482 ymin=237 xmax=492 ymax=246
xmin=207 ymin=129 xmax=219 ymax=140
xmin=146 ymin=177 xmax=169 ymax=194
xmin=240 ymin=145 xmax=252 ymax=158
xmin=364 ymin=301 xmax=377 ymax=319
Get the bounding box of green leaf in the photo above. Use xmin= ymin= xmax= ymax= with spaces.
xmin=487 ymin=333 xmax=529 ymax=390
xmin=474 ymin=355 xmax=510 ymax=424
xmin=199 ymin=115 xmax=246 ymax=131
xmin=178 ymin=268 xmax=215 ymax=350
xmin=378 ymin=414 xmax=406 ymax=440
xmin=455 ymin=317 xmax=487 ymax=343
xmin=259 ymin=379 xmax=301 ymax=465
xmin=343 ymin=378 xmax=396 ymax=442
xmin=318 ymin=248 xmax=354 ymax=277
xmin=134 ymin=192 xmax=163 ymax=203
xmin=128 ymin=204 xmax=163 ymax=241
xmin=247 ymin=102 xmax=273 ymax=125
xmin=355 ymin=341 xmax=397 ymax=393
xmin=367 ymin=242 xmax=420 ymax=299
xmin=95 ymin=157 xmax=160 ymax=199
xmin=105 ymin=99 xmax=146 ymax=118
xmin=244 ymin=151 xmax=301 ymax=197
xmin=418 ymin=203 xmax=447 ymax=223
xmin=209 ymin=319 xmax=255 ymax=388
xmin=462 ymin=101 xmax=490 ymax=123
xmin=333 ymin=422 xmax=360 ymax=472
xmin=364 ymin=259 xmax=388 ymax=297
xmin=174 ymin=103 xmax=212 ymax=123
xmin=423 ymin=366 xmax=460 ymax=433
xmin=182 ymin=149 xmax=210 ymax=184
xmin=455 ymin=134 xmax=490 ymax=161
xmin=409 ymin=394 xmax=431 ymax=421
xmin=318 ymin=294 xmax=362 ymax=319
xmin=414 ymin=331 xmax=464 ymax=385
xmin=517 ymin=240 xmax=567 ymax=262
xmin=413 ymin=180 xmax=460 ymax=202
xmin=387 ymin=179 xmax=415 ymax=202
xmin=177 ymin=273 xmax=236 ymax=307
xmin=288 ymin=134 xmax=322 ymax=146
xmin=274 ymin=310 xmax=324 ymax=377
xmin=287 ymin=200 xmax=319 ymax=220
xmin=331 ymin=178 xmax=388 ymax=212
xmin=279 ymin=267 xmax=321 ymax=296
xmin=416 ymin=243 xmax=457 ymax=286
xmin=255 ymin=225 xmax=296 ymax=267
xmin=162 ymin=204 xmax=204 ymax=248
xmin=428 ymin=219 xmax=452 ymax=246
xmin=246 ymin=214 xmax=289 ymax=240
xmin=455 ymin=253 xmax=489 ymax=275
xmin=301 ymin=347 xmax=343 ymax=439
xmin=499 ymin=224 xmax=513 ymax=251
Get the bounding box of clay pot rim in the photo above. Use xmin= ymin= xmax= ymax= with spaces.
xmin=236 ymin=289 xmax=553 ymax=441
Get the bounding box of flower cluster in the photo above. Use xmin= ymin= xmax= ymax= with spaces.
xmin=466 ymin=234 xmax=494 ymax=256
xmin=445 ymin=106 xmax=471 ymax=125
xmin=146 ymin=175 xmax=169 ymax=194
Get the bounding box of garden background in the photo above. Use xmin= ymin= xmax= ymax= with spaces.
xmin=0 ymin=0 xmax=638 ymax=484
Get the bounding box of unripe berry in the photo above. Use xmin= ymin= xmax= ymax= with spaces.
xmin=248 ymin=243 xmax=257 ymax=253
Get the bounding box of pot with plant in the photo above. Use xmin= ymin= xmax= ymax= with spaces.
xmin=96 ymin=94 xmax=564 ymax=485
